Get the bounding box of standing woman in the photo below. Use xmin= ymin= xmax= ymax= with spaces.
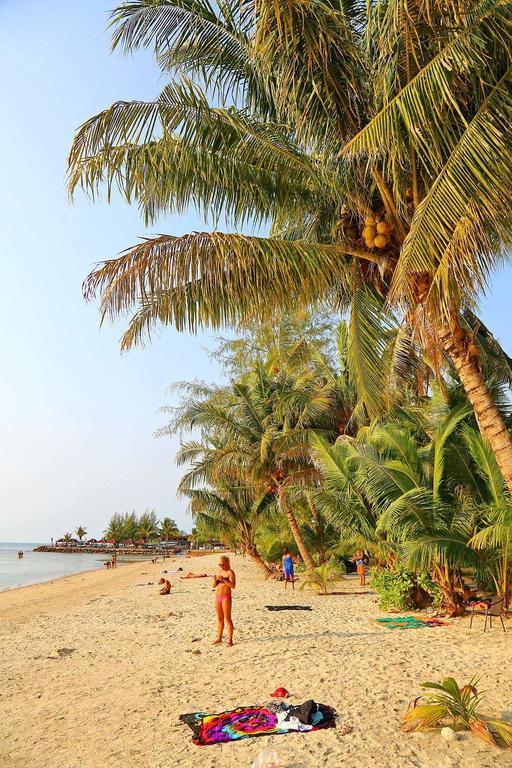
xmin=213 ymin=555 xmax=236 ymax=647
xmin=281 ymin=547 xmax=295 ymax=590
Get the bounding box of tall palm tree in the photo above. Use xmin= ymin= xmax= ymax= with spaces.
xmin=173 ymin=371 xmax=319 ymax=568
xmin=69 ymin=0 xmax=512 ymax=491
xmin=75 ymin=526 xmax=87 ymax=542
xmin=137 ymin=509 xmax=160 ymax=541
xmin=159 ymin=516 xmax=180 ymax=541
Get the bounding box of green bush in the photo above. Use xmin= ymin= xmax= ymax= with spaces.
xmin=371 ymin=567 xmax=442 ymax=610
xmin=416 ymin=571 xmax=442 ymax=608
xmin=371 ymin=567 xmax=415 ymax=610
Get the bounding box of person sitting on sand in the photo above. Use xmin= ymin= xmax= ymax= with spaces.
xmin=213 ymin=556 xmax=236 ymax=647
xmin=180 ymin=572 xmax=208 ymax=579
xmin=158 ymin=578 xmax=171 ymax=595
xmin=281 ymin=548 xmax=295 ymax=590
xmin=104 ymin=560 xmax=111 ymax=570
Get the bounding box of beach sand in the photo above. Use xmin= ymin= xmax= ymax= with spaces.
xmin=1 ymin=554 xmax=510 ymax=768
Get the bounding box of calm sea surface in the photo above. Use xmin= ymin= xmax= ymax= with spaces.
xmin=0 ymin=542 xmax=106 ymax=592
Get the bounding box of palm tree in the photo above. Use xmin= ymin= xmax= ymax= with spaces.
xmin=313 ymin=397 xmax=482 ymax=611
xmin=75 ymin=526 xmax=87 ymax=542
xmin=62 ymin=532 xmax=73 ymax=542
xmin=299 ymin=558 xmax=346 ymax=595
xmin=137 ymin=509 xmax=159 ymax=541
xmin=466 ymin=428 xmax=512 ymax=606
xmin=185 ymin=482 xmax=273 ymax=578
xmin=69 ymin=0 xmax=512 ymax=492
xmin=174 ymin=378 xmax=317 ymax=569
xmin=159 ymin=516 xmax=180 ymax=542
xmin=104 ymin=512 xmax=130 ymax=544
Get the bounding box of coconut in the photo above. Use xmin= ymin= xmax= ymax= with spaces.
xmin=374 ymin=234 xmax=388 ymax=249
xmin=362 ymin=226 xmax=376 ymax=240
xmin=386 ymin=218 xmax=395 ymax=232
xmin=376 ymin=221 xmax=390 ymax=235
xmin=365 ymin=214 xmax=376 ymax=226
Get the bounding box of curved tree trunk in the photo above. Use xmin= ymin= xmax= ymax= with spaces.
xmin=279 ymin=491 xmax=316 ymax=570
xmin=441 ymin=323 xmax=512 ymax=493
xmin=246 ymin=542 xmax=273 ymax=579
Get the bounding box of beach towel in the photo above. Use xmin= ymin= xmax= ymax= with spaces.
xmin=265 ymin=605 xmax=312 ymax=611
xmin=376 ymin=616 xmax=448 ymax=630
xmin=179 ymin=701 xmax=336 ymax=745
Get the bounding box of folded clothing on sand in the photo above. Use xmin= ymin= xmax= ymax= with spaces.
xmin=265 ymin=605 xmax=312 ymax=611
xmin=179 ymin=700 xmax=336 ymax=745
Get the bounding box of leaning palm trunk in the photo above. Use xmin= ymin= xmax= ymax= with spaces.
xmin=441 ymin=324 xmax=512 ymax=494
xmin=245 ymin=540 xmax=273 ymax=579
xmin=279 ymin=491 xmax=316 ymax=570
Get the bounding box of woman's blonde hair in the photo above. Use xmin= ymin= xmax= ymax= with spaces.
xmin=220 ymin=555 xmax=230 ymax=568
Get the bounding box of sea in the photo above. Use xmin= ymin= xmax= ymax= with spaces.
xmin=0 ymin=542 xmax=106 ymax=592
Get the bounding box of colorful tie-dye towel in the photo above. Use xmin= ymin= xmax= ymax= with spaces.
xmin=179 ymin=703 xmax=336 ymax=745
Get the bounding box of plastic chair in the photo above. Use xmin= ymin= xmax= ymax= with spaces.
xmin=469 ymin=597 xmax=506 ymax=633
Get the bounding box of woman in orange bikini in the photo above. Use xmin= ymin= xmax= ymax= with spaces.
xmin=213 ymin=555 xmax=236 ymax=647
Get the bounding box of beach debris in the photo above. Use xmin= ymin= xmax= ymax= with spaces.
xmin=403 ymin=677 xmax=512 ymax=749
xmin=441 ymin=727 xmax=459 ymax=741
xmin=191 ymin=638 xmax=202 ymax=643
xmin=57 ymin=647 xmax=76 ymax=657
xmin=338 ymin=721 xmax=354 ymax=736
xmin=252 ymin=749 xmax=279 ymax=768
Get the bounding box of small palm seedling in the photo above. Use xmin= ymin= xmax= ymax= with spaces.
xmin=403 ymin=677 xmax=512 ymax=748
xmin=299 ymin=558 xmax=345 ymax=595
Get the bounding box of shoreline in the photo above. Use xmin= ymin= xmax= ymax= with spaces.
xmin=0 ymin=557 xmax=150 ymax=596
xmin=1 ymin=554 xmax=511 ymax=768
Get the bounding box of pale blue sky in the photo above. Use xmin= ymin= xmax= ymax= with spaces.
xmin=0 ymin=0 xmax=510 ymax=541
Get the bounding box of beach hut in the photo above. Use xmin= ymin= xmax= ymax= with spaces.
xmin=105 ymin=539 xmax=116 ymax=548
xmin=86 ymin=538 xmax=98 ymax=546
xmin=96 ymin=539 xmax=107 ymax=548
xmin=134 ymin=539 xmax=146 ymax=548
xmin=123 ymin=539 xmax=134 ymax=548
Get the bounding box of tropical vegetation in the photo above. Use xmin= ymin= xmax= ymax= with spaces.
xmin=403 ymin=677 xmax=512 ymax=748
xmin=68 ymin=0 xmax=512 ymax=498
xmin=104 ymin=510 xmax=182 ymax=544
xmin=165 ymin=316 xmax=512 ymax=610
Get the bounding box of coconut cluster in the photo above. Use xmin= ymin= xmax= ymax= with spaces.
xmin=362 ymin=214 xmax=395 ymax=250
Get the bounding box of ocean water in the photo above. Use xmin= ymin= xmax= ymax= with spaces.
xmin=0 ymin=542 xmax=106 ymax=592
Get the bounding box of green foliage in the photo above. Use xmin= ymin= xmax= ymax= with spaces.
xmin=75 ymin=526 xmax=87 ymax=541
xmin=371 ymin=567 xmax=415 ymax=611
xmin=403 ymin=677 xmax=512 ymax=749
xmin=299 ymin=557 xmax=345 ymax=595
xmin=416 ymin=572 xmax=443 ymax=609
xmin=159 ymin=516 xmax=180 ymax=540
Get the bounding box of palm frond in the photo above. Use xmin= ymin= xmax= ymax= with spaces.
xmin=83 ymin=231 xmax=374 ymax=344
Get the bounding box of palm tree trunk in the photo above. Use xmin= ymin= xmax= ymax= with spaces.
xmin=279 ymin=491 xmax=316 ymax=570
xmin=246 ymin=542 xmax=272 ymax=578
xmin=441 ymin=324 xmax=512 ymax=493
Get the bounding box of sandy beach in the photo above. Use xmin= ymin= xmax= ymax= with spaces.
xmin=1 ymin=554 xmax=511 ymax=768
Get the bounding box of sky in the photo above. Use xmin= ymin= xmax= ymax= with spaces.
xmin=0 ymin=0 xmax=226 ymax=541
xmin=0 ymin=0 xmax=511 ymax=542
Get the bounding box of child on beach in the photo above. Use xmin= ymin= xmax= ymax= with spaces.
xmin=158 ymin=578 xmax=171 ymax=595
xmin=212 ymin=556 xmax=236 ymax=647
xmin=281 ymin=548 xmax=295 ymax=590
xmin=353 ymin=550 xmax=367 ymax=586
